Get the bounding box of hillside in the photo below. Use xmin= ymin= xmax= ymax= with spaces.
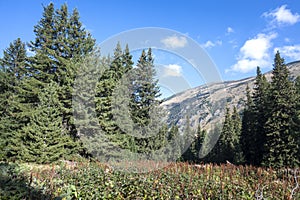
xmin=162 ymin=61 xmax=300 ymax=131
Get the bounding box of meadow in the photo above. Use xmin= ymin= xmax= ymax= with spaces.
xmin=1 ymin=160 xmax=299 ymax=199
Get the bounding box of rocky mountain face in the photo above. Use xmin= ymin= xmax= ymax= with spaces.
xmin=161 ymin=61 xmax=300 ymax=132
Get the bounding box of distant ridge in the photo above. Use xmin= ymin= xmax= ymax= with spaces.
xmin=162 ymin=61 xmax=300 ymax=131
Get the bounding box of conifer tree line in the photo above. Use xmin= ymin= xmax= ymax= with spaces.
xmin=199 ymin=51 xmax=300 ymax=168
xmin=0 ymin=3 xmax=95 ymax=163
xmin=0 ymin=3 xmax=183 ymax=163
xmin=240 ymin=52 xmax=300 ymax=168
xmin=0 ymin=3 xmax=299 ymax=168
xmin=170 ymin=51 xmax=300 ymax=168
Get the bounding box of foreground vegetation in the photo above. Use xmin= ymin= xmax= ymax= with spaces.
xmin=1 ymin=161 xmax=299 ymax=199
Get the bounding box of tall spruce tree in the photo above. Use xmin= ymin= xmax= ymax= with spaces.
xmin=55 ymin=5 xmax=95 ymax=138
xmin=263 ymin=52 xmax=299 ymax=168
xmin=232 ymin=106 xmax=244 ymax=164
xmin=214 ymin=106 xmax=242 ymax=164
xmin=96 ymin=43 xmax=124 ymax=134
xmin=203 ymin=123 xmax=222 ymax=163
xmin=241 ymin=85 xmax=255 ymax=164
xmin=129 ymin=48 xmax=165 ymax=154
xmin=22 ymin=81 xmax=75 ymax=163
xmin=0 ymin=38 xmax=27 ymax=161
xmin=72 ymin=52 xmax=114 ymax=160
xmin=28 ymin=3 xmax=56 ymax=83
xmin=252 ymin=67 xmax=269 ymax=165
xmin=95 ymin=43 xmax=135 ymax=160
xmin=181 ymin=115 xmax=195 ymax=162
xmin=219 ymin=107 xmax=235 ymax=163
xmin=166 ymin=124 xmax=182 ymax=161
xmin=190 ymin=124 xmax=206 ymax=163
xmin=294 ymin=76 xmax=300 ymax=162
xmin=130 ymin=49 xmax=162 ymax=125
xmin=25 ymin=3 xmax=96 ymax=158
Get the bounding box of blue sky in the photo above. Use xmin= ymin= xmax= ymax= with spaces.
xmin=1 ymin=0 xmax=300 ymax=96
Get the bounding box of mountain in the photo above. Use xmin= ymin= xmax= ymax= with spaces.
xmin=162 ymin=61 xmax=300 ymax=131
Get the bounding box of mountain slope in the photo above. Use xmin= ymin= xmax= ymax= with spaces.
xmin=162 ymin=61 xmax=300 ymax=131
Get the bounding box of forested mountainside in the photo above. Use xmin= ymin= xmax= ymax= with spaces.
xmin=162 ymin=61 xmax=300 ymax=131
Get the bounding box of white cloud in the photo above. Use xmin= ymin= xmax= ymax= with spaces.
xmin=202 ymin=40 xmax=222 ymax=49
xmin=228 ymin=33 xmax=277 ymax=73
xmin=274 ymin=45 xmax=300 ymax=61
xmin=227 ymin=27 xmax=234 ymax=34
xmin=161 ymin=35 xmax=187 ymax=49
xmin=284 ymin=38 xmax=291 ymax=43
xmin=163 ymin=64 xmax=182 ymax=77
xmin=202 ymin=40 xmax=215 ymax=48
xmin=263 ymin=5 xmax=300 ymax=27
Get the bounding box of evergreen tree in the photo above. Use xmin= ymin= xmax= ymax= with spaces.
xmin=181 ymin=115 xmax=195 ymax=162
xmin=166 ymin=124 xmax=182 ymax=161
xmin=95 ymin=43 xmax=134 ymax=160
xmin=55 ymin=5 xmax=95 ymax=138
xmin=293 ymin=76 xmax=300 ymax=162
xmin=203 ymin=123 xmax=222 ymax=163
xmin=28 ymin=3 xmax=95 ymax=137
xmin=192 ymin=124 xmax=206 ymax=163
xmin=263 ymin=52 xmax=299 ymax=168
xmin=232 ymin=106 xmax=244 ymax=164
xmin=22 ymin=81 xmax=75 ymax=163
xmin=129 ymin=48 xmax=165 ymax=154
xmin=72 ymin=52 xmax=116 ymax=160
xmin=96 ymin=43 xmax=125 ymax=134
xmin=252 ymin=67 xmax=269 ymax=165
xmin=130 ymin=49 xmax=162 ymax=126
xmin=28 ymin=3 xmax=56 ymax=83
xmin=0 ymin=38 xmax=27 ymax=161
xmin=213 ymin=106 xmax=242 ymax=164
xmin=219 ymin=107 xmax=235 ymax=163
xmin=24 ymin=3 xmax=96 ymax=158
xmin=241 ymin=85 xmax=255 ymax=164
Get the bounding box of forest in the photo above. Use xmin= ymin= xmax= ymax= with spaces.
xmin=0 ymin=3 xmax=299 ymax=199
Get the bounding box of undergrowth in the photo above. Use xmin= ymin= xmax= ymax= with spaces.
xmin=0 ymin=161 xmax=299 ymax=199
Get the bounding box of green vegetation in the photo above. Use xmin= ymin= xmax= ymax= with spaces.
xmin=241 ymin=52 xmax=300 ymax=168
xmin=1 ymin=161 xmax=299 ymax=199
xmin=0 ymin=2 xmax=300 ymax=199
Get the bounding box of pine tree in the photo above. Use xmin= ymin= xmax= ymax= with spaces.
xmin=73 ymin=52 xmax=117 ymax=160
xmin=294 ymin=76 xmax=300 ymax=162
xmin=22 ymin=81 xmax=75 ymax=163
xmin=166 ymin=124 xmax=182 ymax=161
xmin=252 ymin=67 xmax=269 ymax=165
xmin=95 ymin=43 xmax=135 ymax=160
xmin=219 ymin=107 xmax=235 ymax=163
xmin=214 ymin=106 xmax=242 ymax=164
xmin=192 ymin=124 xmax=206 ymax=163
xmin=28 ymin=3 xmax=56 ymax=83
xmin=130 ymin=49 xmax=162 ymax=126
xmin=181 ymin=115 xmax=195 ymax=162
xmin=203 ymin=123 xmax=222 ymax=163
xmin=0 ymin=38 xmax=27 ymax=161
xmin=232 ymin=106 xmax=244 ymax=164
xmin=263 ymin=52 xmax=299 ymax=168
xmin=54 ymin=4 xmax=95 ymax=139
xmin=129 ymin=48 xmax=165 ymax=154
xmin=241 ymin=85 xmax=255 ymax=164
xmin=25 ymin=3 xmax=96 ymax=157
xmin=96 ymin=43 xmax=124 ymax=134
